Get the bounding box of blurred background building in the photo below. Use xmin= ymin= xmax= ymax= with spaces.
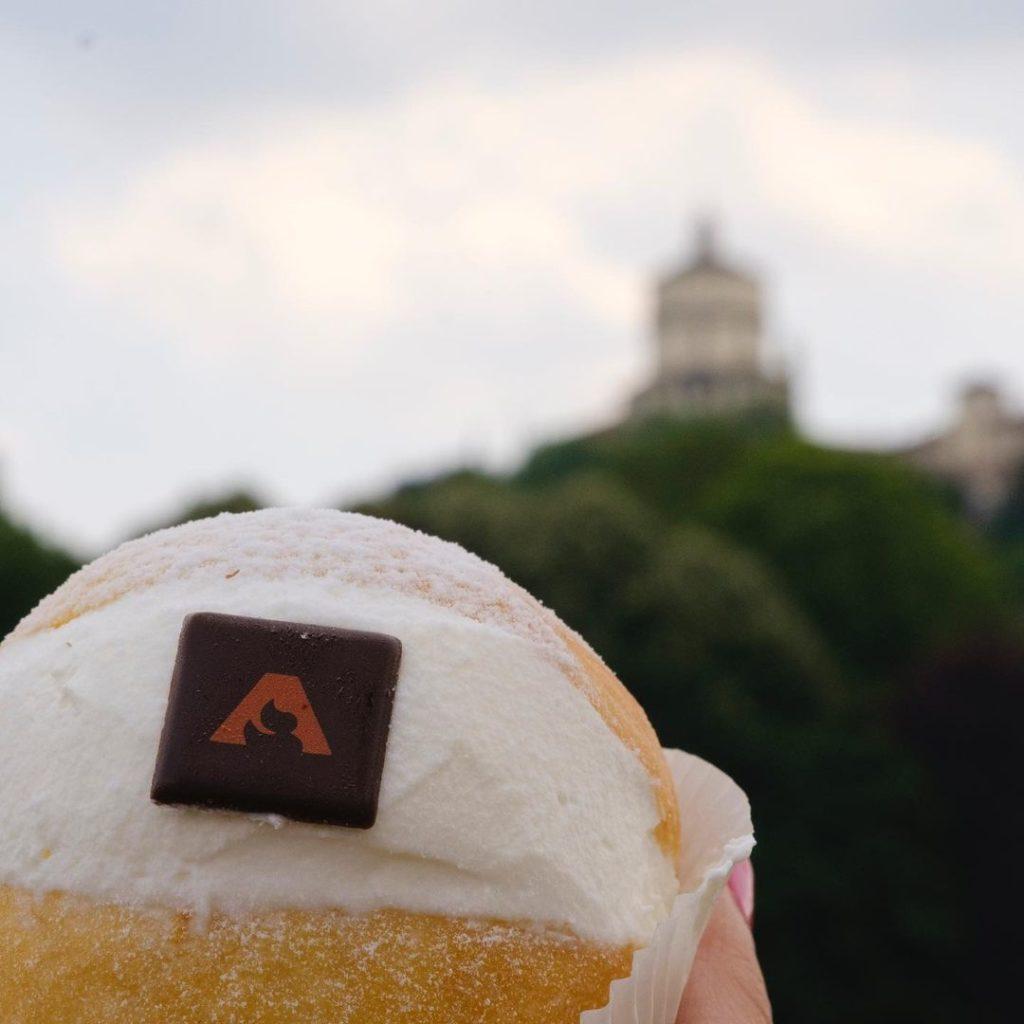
xmin=632 ymin=220 xmax=1024 ymax=524
xmin=900 ymin=381 xmax=1024 ymax=522
xmin=631 ymin=221 xmax=790 ymax=421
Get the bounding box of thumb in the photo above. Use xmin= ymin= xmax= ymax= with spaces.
xmin=676 ymin=864 xmax=772 ymax=1023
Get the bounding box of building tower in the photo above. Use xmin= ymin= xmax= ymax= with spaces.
xmin=631 ymin=220 xmax=789 ymax=420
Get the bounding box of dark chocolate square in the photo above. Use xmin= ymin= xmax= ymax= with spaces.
xmin=151 ymin=612 xmax=402 ymax=828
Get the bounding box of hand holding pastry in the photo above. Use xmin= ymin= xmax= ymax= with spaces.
xmin=677 ymin=862 xmax=772 ymax=1024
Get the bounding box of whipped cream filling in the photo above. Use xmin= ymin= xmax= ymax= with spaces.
xmin=0 ymin=575 xmax=676 ymax=946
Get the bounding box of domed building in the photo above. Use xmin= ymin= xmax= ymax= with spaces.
xmin=628 ymin=218 xmax=1022 ymax=523
xmin=631 ymin=221 xmax=789 ymax=421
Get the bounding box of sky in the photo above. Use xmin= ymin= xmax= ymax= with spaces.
xmin=2 ymin=2 xmax=1023 ymax=553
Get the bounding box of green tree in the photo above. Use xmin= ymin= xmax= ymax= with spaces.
xmin=701 ymin=440 xmax=1006 ymax=677
xmin=359 ymin=421 xmax=990 ymax=1024
xmin=362 ymin=470 xmax=659 ymax=647
xmin=133 ymin=487 xmax=266 ymax=537
xmin=523 ymin=419 xmax=1005 ymax=681
xmin=362 ymin=470 xmax=968 ymax=1022
xmin=0 ymin=509 xmax=79 ymax=638
xmin=990 ymin=464 xmax=1024 ymax=603
xmin=519 ymin=415 xmax=780 ymax=518
xmin=601 ymin=524 xmax=961 ymax=1022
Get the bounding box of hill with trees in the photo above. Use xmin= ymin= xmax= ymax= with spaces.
xmin=360 ymin=417 xmax=1015 ymax=1024
xmin=1 ymin=416 xmax=1020 ymax=1022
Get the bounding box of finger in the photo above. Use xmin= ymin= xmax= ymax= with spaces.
xmin=727 ymin=858 xmax=755 ymax=927
xmin=676 ymin=885 xmax=772 ymax=1023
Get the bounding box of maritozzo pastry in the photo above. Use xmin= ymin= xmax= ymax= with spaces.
xmin=0 ymin=508 xmax=685 ymax=1022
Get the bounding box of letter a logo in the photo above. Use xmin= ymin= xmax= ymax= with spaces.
xmin=211 ymin=673 xmax=332 ymax=756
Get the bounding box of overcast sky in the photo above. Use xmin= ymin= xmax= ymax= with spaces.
xmin=2 ymin=3 xmax=1023 ymax=552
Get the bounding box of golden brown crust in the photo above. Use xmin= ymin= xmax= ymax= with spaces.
xmin=0 ymin=886 xmax=633 ymax=1023
xmin=557 ymin=627 xmax=681 ymax=862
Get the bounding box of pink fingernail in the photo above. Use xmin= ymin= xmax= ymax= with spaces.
xmin=727 ymin=859 xmax=755 ymax=927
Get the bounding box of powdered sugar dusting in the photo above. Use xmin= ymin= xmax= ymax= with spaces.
xmin=10 ymin=511 xmax=570 ymax=670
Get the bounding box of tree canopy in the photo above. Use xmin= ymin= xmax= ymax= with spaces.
xmin=361 ymin=416 xmax=1009 ymax=1023
xmin=0 ymin=414 xmax=1014 ymax=1022
xmin=0 ymin=509 xmax=79 ymax=638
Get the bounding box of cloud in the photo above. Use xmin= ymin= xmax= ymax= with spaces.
xmin=25 ymin=45 xmax=1024 ymax=547
xmin=56 ymin=49 xmax=1024 ymax=370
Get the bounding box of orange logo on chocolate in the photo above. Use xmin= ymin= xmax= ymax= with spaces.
xmin=211 ymin=673 xmax=332 ymax=756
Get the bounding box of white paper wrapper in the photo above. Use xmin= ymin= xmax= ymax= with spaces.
xmin=581 ymin=749 xmax=755 ymax=1024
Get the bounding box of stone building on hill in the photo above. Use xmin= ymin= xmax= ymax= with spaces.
xmin=629 ymin=218 xmax=1022 ymax=522
xmin=631 ymin=221 xmax=789 ymax=421
xmin=900 ymin=382 xmax=1024 ymax=521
